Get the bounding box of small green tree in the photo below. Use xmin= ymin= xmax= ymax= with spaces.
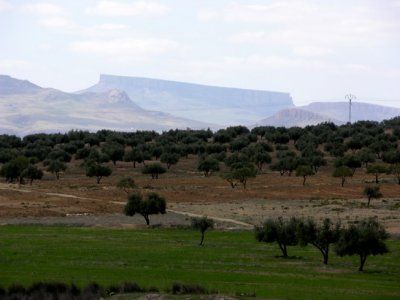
xmin=103 ymin=143 xmax=125 ymax=165
xmin=142 ymin=163 xmax=166 ymax=179
xmin=333 ymin=166 xmax=353 ymax=187
xmin=253 ymin=151 xmax=272 ymax=171
xmin=117 ymin=176 xmax=137 ymax=194
xmin=363 ymin=186 xmax=382 ymax=207
xmin=227 ymin=163 xmax=257 ymax=189
xmin=123 ymin=149 xmax=144 ymax=168
xmin=336 ymin=218 xmax=388 ymax=271
xmin=46 ymin=160 xmax=67 ymax=180
xmin=0 ymin=156 xmax=29 ymax=183
xmin=388 ymin=164 xmax=400 ymax=185
xmin=160 ymin=152 xmax=180 ymax=169
xmin=295 ymin=165 xmax=315 ymax=185
xmin=197 ymin=157 xmax=220 ymax=176
xmin=191 ymin=217 xmax=214 ymax=246
xmin=358 ymin=148 xmax=376 ymax=167
xmin=86 ymin=163 xmax=112 ymax=184
xmin=366 ymin=164 xmax=389 ymax=184
xmin=255 ymin=217 xmax=299 ymax=258
xmin=297 ymin=218 xmax=341 ymax=264
xmin=124 ymin=192 xmax=166 ymax=225
xmin=21 ymin=165 xmax=43 ymax=185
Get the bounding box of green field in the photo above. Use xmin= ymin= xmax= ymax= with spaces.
xmin=0 ymin=226 xmax=399 ymax=299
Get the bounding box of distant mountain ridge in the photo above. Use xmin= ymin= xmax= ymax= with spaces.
xmin=0 ymin=75 xmax=216 ymax=135
xmin=0 ymin=75 xmax=41 ymax=95
xmin=82 ymin=74 xmax=294 ymax=125
xmin=257 ymin=102 xmax=400 ymax=127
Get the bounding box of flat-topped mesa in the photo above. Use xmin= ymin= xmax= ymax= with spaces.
xmin=85 ymin=74 xmax=294 ymax=125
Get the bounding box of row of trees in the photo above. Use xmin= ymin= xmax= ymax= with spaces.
xmin=255 ymin=217 xmax=388 ymax=271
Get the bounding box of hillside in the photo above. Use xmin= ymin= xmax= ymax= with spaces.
xmin=256 ymin=107 xmax=343 ymax=127
xmin=258 ymin=102 xmax=400 ymax=127
xmin=0 ymin=76 xmax=215 ymax=135
xmin=82 ymin=74 xmax=294 ymax=125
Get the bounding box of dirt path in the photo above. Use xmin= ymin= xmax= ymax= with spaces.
xmin=0 ymin=185 xmax=252 ymax=229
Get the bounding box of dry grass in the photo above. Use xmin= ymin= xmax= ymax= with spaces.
xmin=1 ymin=155 xmax=399 ymax=234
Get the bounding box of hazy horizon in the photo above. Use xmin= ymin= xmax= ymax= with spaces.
xmin=1 ymin=0 xmax=400 ymax=108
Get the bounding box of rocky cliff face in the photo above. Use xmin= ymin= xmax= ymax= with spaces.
xmin=82 ymin=74 xmax=294 ymax=125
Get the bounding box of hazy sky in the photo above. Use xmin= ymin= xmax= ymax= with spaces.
xmin=1 ymin=0 xmax=400 ymax=107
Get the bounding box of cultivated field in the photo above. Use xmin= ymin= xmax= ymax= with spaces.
xmin=0 ymin=226 xmax=399 ymax=299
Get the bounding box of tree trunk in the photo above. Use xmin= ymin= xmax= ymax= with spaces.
xmin=278 ymin=242 xmax=288 ymax=258
xmin=303 ymin=176 xmax=306 ymax=186
xmin=143 ymin=214 xmax=150 ymax=225
xmin=96 ymin=176 xmax=102 ymax=184
xmin=323 ymin=248 xmax=329 ymax=265
xmin=367 ymin=196 xmax=371 ymax=207
xmin=199 ymin=232 xmax=205 ymax=246
xmin=133 ymin=161 xmax=136 ymax=168
xmin=341 ymin=177 xmax=345 ymax=187
xmin=243 ymin=180 xmax=247 ymax=189
xmin=56 ymin=172 xmax=60 ymax=180
xmin=375 ymin=174 xmax=379 ymax=184
xmin=359 ymin=255 xmax=367 ymax=271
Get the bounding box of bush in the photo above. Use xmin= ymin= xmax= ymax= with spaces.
xmin=171 ymin=282 xmax=208 ymax=295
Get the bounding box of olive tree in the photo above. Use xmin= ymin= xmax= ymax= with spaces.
xmin=295 ymin=165 xmax=315 ymax=186
xmin=333 ymin=166 xmax=353 ymax=187
xmin=191 ymin=217 xmax=214 ymax=246
xmin=86 ymin=163 xmax=112 ymax=184
xmin=197 ymin=157 xmax=220 ymax=177
xmin=335 ymin=218 xmax=388 ymax=271
xmin=124 ymin=192 xmax=166 ymax=225
xmin=255 ymin=217 xmax=299 ymax=258
xmin=46 ymin=160 xmax=67 ymax=180
xmin=297 ymin=218 xmax=341 ymax=264
xmin=363 ymin=186 xmax=382 ymax=207
xmin=142 ymin=163 xmax=166 ymax=179
xmin=366 ymin=164 xmax=389 ymax=184
xmin=21 ymin=165 xmax=43 ymax=185
xmin=123 ymin=149 xmax=144 ymax=168
xmin=160 ymin=152 xmax=180 ymax=169
xmin=117 ymin=176 xmax=137 ymax=194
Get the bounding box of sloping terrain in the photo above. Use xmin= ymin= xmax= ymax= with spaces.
xmin=82 ymin=74 xmax=294 ymax=125
xmin=0 ymin=76 xmax=215 ymax=135
xmin=257 ymin=102 xmax=400 ymax=127
xmin=256 ymin=107 xmax=343 ymax=127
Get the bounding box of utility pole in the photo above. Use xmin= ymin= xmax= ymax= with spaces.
xmin=345 ymin=94 xmax=356 ymax=124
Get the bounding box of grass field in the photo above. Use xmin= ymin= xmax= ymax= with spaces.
xmin=0 ymin=226 xmax=399 ymax=299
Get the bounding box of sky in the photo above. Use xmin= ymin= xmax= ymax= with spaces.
xmin=1 ymin=0 xmax=400 ymax=107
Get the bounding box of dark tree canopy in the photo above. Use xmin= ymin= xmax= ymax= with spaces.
xmin=332 ymin=166 xmax=353 ymax=187
xmin=46 ymin=160 xmax=67 ymax=180
xmin=117 ymin=176 xmax=137 ymax=193
xmin=297 ymin=218 xmax=341 ymax=264
xmin=197 ymin=157 xmax=220 ymax=177
xmin=255 ymin=217 xmax=299 ymax=258
xmin=160 ymin=152 xmax=180 ymax=169
xmin=335 ymin=218 xmax=388 ymax=271
xmin=295 ymin=165 xmax=315 ymax=185
xmin=142 ymin=163 xmax=166 ymax=179
xmin=124 ymin=192 xmax=166 ymax=225
xmin=86 ymin=163 xmax=112 ymax=184
xmin=363 ymin=186 xmax=382 ymax=207
xmin=21 ymin=165 xmax=43 ymax=185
